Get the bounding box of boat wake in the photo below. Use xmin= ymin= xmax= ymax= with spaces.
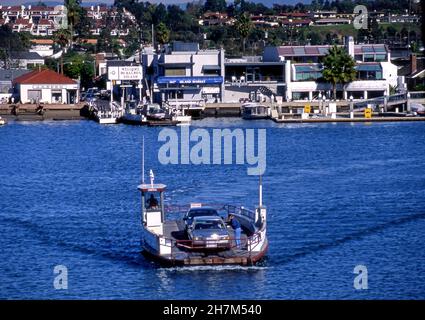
xmin=273 ymin=212 xmax=425 ymax=265
xmin=158 ymin=264 xmax=269 ymax=273
xmin=0 ymin=215 xmax=151 ymax=268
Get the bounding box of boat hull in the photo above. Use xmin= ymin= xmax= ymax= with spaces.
xmin=97 ymin=117 xmax=118 ymax=124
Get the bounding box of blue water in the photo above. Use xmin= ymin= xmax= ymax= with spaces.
xmin=0 ymin=119 xmax=424 ymax=299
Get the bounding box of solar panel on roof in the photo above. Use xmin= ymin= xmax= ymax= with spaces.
xmin=362 ymin=46 xmax=374 ymax=53
xmin=279 ymin=47 xmax=294 ymax=55
xmin=294 ymin=47 xmax=306 ymax=55
xmin=373 ymin=46 xmax=386 ymax=53
xmin=318 ymin=47 xmax=329 ymax=55
xmin=305 ymin=47 xmax=319 ymax=54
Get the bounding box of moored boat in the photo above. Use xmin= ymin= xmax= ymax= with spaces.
xmin=241 ymin=103 xmax=271 ymax=120
xmin=94 ymin=101 xmax=123 ymax=124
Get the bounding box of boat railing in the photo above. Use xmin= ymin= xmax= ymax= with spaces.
xmin=173 ymin=233 xmax=259 ymax=253
xmin=223 ymin=204 xmax=256 ymax=222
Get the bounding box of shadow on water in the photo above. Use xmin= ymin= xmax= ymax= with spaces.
xmin=271 ymin=212 xmax=425 ymax=265
xmin=0 ymin=216 xmax=154 ymax=269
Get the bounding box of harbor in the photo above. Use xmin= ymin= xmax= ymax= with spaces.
xmin=1 ymin=94 xmax=425 ymax=125
xmin=1 ymin=119 xmax=425 ymax=299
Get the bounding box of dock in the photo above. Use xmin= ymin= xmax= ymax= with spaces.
xmin=271 ymin=114 xmax=425 ymax=123
xmin=0 ymin=103 xmax=87 ymax=121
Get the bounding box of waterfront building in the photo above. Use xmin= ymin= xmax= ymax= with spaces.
xmin=223 ymin=56 xmax=285 ymax=103
xmin=13 ymin=69 xmax=79 ymax=104
xmin=142 ymin=39 xmax=402 ymax=104
xmin=263 ymin=37 xmax=400 ymax=101
xmin=143 ymin=42 xmax=225 ymax=108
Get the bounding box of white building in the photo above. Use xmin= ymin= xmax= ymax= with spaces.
xmin=13 ymin=69 xmax=79 ymax=104
xmin=143 ymin=42 xmax=225 ymax=108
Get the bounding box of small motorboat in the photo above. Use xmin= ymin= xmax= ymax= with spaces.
xmin=241 ymin=103 xmax=271 ymax=120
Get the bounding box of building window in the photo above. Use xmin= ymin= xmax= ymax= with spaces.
xmin=292 ymin=92 xmax=310 ymax=100
xmin=368 ymin=91 xmax=385 ymax=99
xmin=294 ymin=65 xmax=323 ymax=81
xmin=347 ymin=91 xmax=364 ymax=99
xmin=52 ymin=90 xmax=62 ymax=103
xmin=356 ymin=64 xmax=383 ymax=80
xmin=165 ymin=68 xmax=186 ymax=76
xmin=374 ymin=54 xmax=387 ymax=62
xmin=363 ymin=54 xmax=375 ymax=62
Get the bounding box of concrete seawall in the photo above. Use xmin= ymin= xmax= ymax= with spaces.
xmin=0 ymin=103 xmax=88 ymax=121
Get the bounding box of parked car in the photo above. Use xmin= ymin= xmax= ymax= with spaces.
xmin=81 ymin=87 xmax=100 ymax=101
xmin=183 ymin=207 xmax=220 ymax=231
xmin=187 ymin=216 xmax=230 ymax=249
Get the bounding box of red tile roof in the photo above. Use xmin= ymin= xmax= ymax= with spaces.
xmin=13 ymin=69 xmax=77 ymax=85
xmin=31 ymin=39 xmax=54 ymax=45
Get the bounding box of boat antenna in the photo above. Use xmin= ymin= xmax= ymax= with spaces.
xmin=259 ymin=175 xmax=263 ymax=207
xmin=142 ymin=136 xmax=145 ymax=185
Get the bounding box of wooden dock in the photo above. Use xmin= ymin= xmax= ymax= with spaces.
xmin=271 ymin=115 xmax=425 ymax=123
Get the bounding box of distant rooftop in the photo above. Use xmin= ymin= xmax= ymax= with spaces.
xmin=275 ymin=44 xmax=388 ymax=57
xmin=13 ymin=69 xmax=77 ymax=85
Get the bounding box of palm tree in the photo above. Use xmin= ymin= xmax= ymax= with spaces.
xmin=235 ymin=12 xmax=253 ymax=53
xmin=65 ymin=0 xmax=82 ymax=44
xmin=53 ymin=28 xmax=71 ymax=74
xmin=322 ymin=45 xmax=356 ymax=100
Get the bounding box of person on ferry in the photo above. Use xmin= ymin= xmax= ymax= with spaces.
xmin=147 ymin=194 xmax=159 ymax=209
xmin=228 ymin=214 xmax=242 ymax=249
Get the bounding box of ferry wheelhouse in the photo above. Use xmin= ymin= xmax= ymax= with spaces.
xmin=139 ymin=175 xmax=268 ymax=266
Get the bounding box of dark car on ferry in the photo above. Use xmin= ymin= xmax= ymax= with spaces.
xmin=183 ymin=207 xmax=220 ymax=231
xmin=187 ymin=216 xmax=230 ymax=250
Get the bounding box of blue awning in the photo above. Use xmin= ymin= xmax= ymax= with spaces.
xmin=157 ymin=76 xmax=223 ymax=85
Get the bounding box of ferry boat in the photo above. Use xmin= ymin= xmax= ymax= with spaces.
xmin=139 ymin=172 xmax=268 ymax=266
xmin=241 ymin=103 xmax=271 ymax=120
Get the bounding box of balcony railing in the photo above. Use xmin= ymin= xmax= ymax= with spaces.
xmin=225 ymin=76 xmax=285 ymax=84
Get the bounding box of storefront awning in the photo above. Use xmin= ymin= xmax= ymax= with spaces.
xmin=157 ymin=76 xmax=223 ymax=85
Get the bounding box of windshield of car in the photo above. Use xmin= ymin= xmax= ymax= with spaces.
xmin=187 ymin=209 xmax=218 ymax=219
xmin=194 ymin=219 xmax=225 ymax=230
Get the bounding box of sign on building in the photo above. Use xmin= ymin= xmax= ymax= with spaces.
xmin=108 ymin=66 xmax=143 ymax=80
